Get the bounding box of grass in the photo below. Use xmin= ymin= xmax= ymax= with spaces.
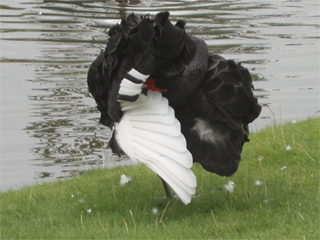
xmin=1 ymin=117 xmax=319 ymax=239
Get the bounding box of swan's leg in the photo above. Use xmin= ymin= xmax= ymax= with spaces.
xmin=159 ymin=175 xmax=174 ymax=198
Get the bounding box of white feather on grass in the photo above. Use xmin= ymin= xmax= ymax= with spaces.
xmin=120 ymin=174 xmax=132 ymax=185
xmin=114 ymin=69 xmax=197 ymax=204
xmin=224 ymin=181 xmax=235 ymax=193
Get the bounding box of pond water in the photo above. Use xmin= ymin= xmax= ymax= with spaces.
xmin=1 ymin=0 xmax=319 ymax=191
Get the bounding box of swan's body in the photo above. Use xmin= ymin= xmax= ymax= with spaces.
xmin=87 ymin=12 xmax=261 ymax=204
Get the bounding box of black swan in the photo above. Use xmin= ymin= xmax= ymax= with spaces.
xmin=87 ymin=12 xmax=261 ymax=204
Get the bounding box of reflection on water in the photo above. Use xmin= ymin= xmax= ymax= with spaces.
xmin=0 ymin=0 xmax=319 ymax=190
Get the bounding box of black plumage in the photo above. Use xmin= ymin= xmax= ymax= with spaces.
xmin=88 ymin=12 xmax=261 ymax=197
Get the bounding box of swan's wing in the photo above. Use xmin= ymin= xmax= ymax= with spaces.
xmin=180 ymin=55 xmax=261 ymax=176
xmin=115 ymin=69 xmax=197 ymax=205
xmin=202 ymin=54 xmax=262 ymax=125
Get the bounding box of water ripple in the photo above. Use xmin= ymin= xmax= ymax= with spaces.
xmin=1 ymin=0 xmax=319 ymax=190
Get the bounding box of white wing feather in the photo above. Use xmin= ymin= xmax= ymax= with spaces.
xmin=114 ymin=69 xmax=197 ymax=204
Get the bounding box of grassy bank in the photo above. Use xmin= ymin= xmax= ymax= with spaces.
xmin=1 ymin=118 xmax=319 ymax=239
